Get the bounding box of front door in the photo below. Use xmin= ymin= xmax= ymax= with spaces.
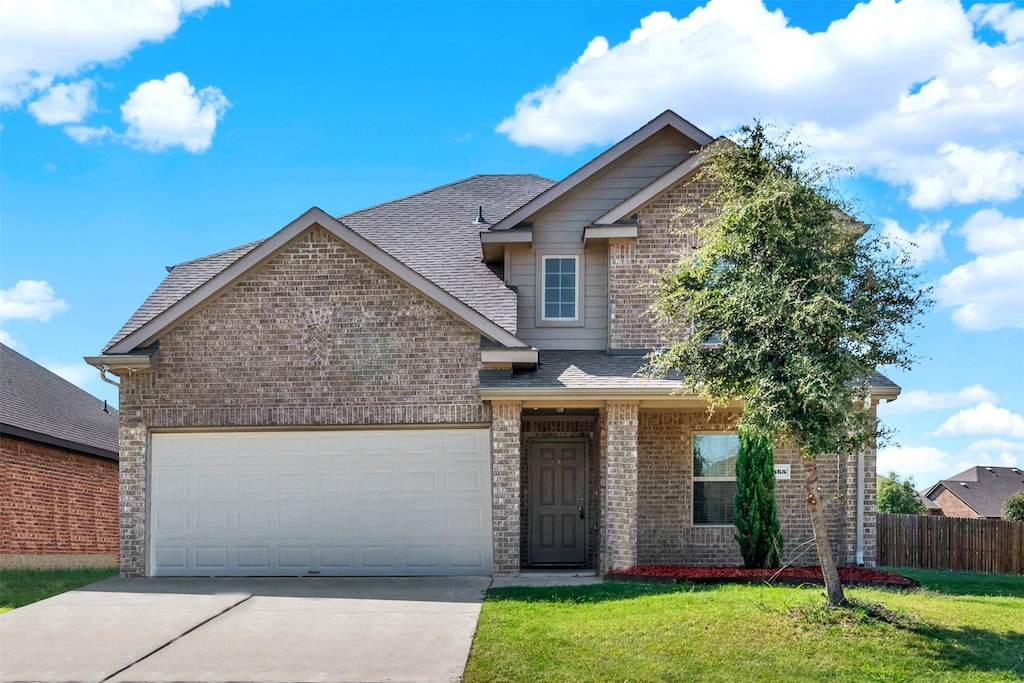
xmin=528 ymin=439 xmax=587 ymax=565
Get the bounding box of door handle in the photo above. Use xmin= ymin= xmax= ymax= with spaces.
xmin=578 ymin=506 xmax=585 ymax=519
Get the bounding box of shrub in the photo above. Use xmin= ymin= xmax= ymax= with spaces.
xmin=1003 ymin=490 xmax=1024 ymax=522
xmin=733 ymin=427 xmax=783 ymax=568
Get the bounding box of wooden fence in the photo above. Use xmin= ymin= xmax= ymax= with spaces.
xmin=877 ymin=513 xmax=1024 ymax=574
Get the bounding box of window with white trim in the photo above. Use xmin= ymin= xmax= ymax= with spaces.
xmin=692 ymin=432 xmax=739 ymax=525
xmin=541 ymin=255 xmax=579 ymax=321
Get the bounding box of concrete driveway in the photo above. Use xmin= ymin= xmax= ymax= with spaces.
xmin=0 ymin=576 xmax=489 ymax=683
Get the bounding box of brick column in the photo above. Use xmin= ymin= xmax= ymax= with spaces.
xmin=491 ymin=401 xmax=522 ymax=575
xmin=119 ymin=423 xmax=147 ymax=577
xmin=602 ymin=402 xmax=639 ymax=572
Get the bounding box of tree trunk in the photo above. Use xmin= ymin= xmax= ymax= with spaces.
xmin=803 ymin=456 xmax=847 ymax=606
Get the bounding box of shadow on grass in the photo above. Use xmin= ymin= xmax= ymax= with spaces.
xmin=903 ymin=622 xmax=1024 ymax=679
xmin=885 ymin=568 xmax=1024 ymax=598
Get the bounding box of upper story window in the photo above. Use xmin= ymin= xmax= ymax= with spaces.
xmin=541 ymin=255 xmax=579 ymax=321
xmin=693 ymin=432 xmax=739 ymax=525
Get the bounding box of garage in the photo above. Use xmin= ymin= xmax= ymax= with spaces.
xmin=149 ymin=429 xmax=492 ymax=576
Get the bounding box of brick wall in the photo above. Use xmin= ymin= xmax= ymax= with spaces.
xmin=602 ymin=402 xmax=639 ymax=571
xmin=932 ymin=488 xmax=980 ymax=518
xmin=0 ymin=435 xmax=118 ymax=558
xmin=117 ymin=226 xmax=488 ymax=576
xmin=636 ymin=409 xmax=848 ymax=567
xmin=491 ymin=401 xmax=522 ymax=575
xmin=608 ymin=177 xmax=718 ymax=350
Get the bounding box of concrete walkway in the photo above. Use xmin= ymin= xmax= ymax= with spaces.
xmin=0 ymin=576 xmax=489 ymax=683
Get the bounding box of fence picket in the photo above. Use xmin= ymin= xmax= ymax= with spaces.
xmin=877 ymin=513 xmax=1024 ymax=574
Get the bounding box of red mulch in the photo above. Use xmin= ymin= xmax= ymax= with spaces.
xmin=607 ymin=565 xmax=919 ymax=588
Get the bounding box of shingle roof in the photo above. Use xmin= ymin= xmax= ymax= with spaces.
xmin=340 ymin=174 xmax=554 ymax=333
xmin=1 ymin=344 xmax=119 ymax=459
xmin=927 ymin=466 xmax=1024 ymax=518
xmin=480 ymin=351 xmax=684 ymax=390
xmin=105 ymin=240 xmax=265 ymax=351
xmin=104 ymin=175 xmax=553 ymax=351
xmin=481 ymin=351 xmax=901 ymax=395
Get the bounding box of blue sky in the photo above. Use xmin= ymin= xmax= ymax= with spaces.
xmin=1 ymin=0 xmax=1022 ymax=488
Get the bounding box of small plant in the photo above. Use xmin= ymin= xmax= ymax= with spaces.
xmin=1003 ymin=490 xmax=1024 ymax=522
xmin=733 ymin=427 xmax=783 ymax=568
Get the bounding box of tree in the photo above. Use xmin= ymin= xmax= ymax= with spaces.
xmin=877 ymin=471 xmax=925 ymax=514
xmin=734 ymin=427 xmax=783 ymax=568
xmin=1003 ymin=490 xmax=1024 ymax=522
xmin=648 ymin=123 xmax=931 ymax=606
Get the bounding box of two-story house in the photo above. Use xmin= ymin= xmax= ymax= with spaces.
xmin=86 ymin=111 xmax=899 ymax=578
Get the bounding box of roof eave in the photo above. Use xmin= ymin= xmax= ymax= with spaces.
xmin=105 ymin=207 xmax=530 ymax=354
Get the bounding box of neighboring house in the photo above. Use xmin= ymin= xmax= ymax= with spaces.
xmin=922 ymin=466 xmax=1024 ymax=519
xmin=86 ymin=111 xmax=900 ymax=578
xmin=1 ymin=343 xmax=120 ymax=568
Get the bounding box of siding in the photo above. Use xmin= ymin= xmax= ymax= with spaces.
xmin=511 ymin=129 xmax=698 ymax=350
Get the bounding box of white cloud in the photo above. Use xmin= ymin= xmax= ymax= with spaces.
xmin=497 ymin=0 xmax=1024 ymax=208
xmin=46 ymin=362 xmax=99 ymax=390
xmin=0 ymin=329 xmax=22 ymax=349
xmin=120 ymin=72 xmax=230 ymax=153
xmin=0 ymin=0 xmax=228 ymax=108
xmin=967 ymin=438 xmax=1024 ymax=453
xmin=27 ymin=79 xmax=96 ymax=124
xmin=0 ymin=280 xmax=69 ymax=321
xmin=880 ymin=384 xmax=999 ymax=415
xmin=878 ymin=218 xmax=948 ymax=264
xmin=933 ymin=402 xmax=1024 ymax=438
xmin=879 ymin=443 xmax=1023 ymax=488
xmin=64 ymin=124 xmax=114 ymax=144
xmin=936 ymin=209 xmax=1024 ymax=330
xmin=969 ymin=2 xmax=1024 ymax=42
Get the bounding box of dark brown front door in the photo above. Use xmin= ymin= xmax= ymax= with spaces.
xmin=528 ymin=439 xmax=587 ymax=565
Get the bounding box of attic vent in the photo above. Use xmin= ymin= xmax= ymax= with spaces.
xmin=1013 ymin=468 xmax=1022 ymax=475
xmin=986 ymin=467 xmax=995 ymax=473
xmin=474 ymin=206 xmax=489 ymax=225
xmin=959 ymin=482 xmax=969 ymax=488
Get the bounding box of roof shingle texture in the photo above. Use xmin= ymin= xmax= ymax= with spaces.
xmin=104 ymin=175 xmax=553 ymax=351
xmin=339 ymin=174 xmax=553 ymax=334
xmin=930 ymin=466 xmax=1024 ymax=518
xmin=1 ymin=344 xmax=119 ymax=458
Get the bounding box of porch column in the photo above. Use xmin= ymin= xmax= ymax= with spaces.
xmin=602 ymin=401 xmax=639 ymax=572
xmin=491 ymin=401 xmax=522 ymax=575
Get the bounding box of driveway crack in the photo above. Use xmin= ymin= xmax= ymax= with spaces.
xmin=98 ymin=594 xmax=253 ymax=683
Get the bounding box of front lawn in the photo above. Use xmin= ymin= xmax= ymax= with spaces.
xmin=0 ymin=568 xmax=119 ymax=613
xmin=464 ymin=569 xmax=1024 ymax=682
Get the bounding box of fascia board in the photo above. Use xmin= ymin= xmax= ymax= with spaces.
xmin=582 ymin=225 xmax=638 ymax=244
xmin=593 ymin=150 xmax=708 ymax=225
xmin=108 ymin=207 xmax=528 ymax=353
xmin=479 ymin=230 xmax=532 ymax=245
xmin=480 ymin=348 xmax=539 ymax=365
xmin=491 ymin=111 xmax=714 ymax=232
xmin=83 ymin=354 xmax=155 ymax=371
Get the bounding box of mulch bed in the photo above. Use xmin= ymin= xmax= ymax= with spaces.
xmin=607 ymin=565 xmax=919 ymax=588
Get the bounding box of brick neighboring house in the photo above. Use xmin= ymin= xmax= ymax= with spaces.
xmin=922 ymin=466 xmax=1024 ymax=519
xmin=1 ymin=343 xmax=119 ymax=568
xmin=86 ymin=111 xmax=900 ymax=578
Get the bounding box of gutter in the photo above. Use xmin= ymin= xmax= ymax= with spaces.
xmin=84 ymin=353 xmax=156 ymax=387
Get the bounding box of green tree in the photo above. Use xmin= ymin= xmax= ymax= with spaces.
xmin=1003 ymin=490 xmax=1024 ymax=522
xmin=734 ymin=427 xmax=783 ymax=568
xmin=648 ymin=123 xmax=931 ymax=606
xmin=877 ymin=471 xmax=925 ymax=514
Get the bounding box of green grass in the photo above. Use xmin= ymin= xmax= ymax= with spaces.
xmin=0 ymin=568 xmax=119 ymax=613
xmin=464 ymin=569 xmax=1024 ymax=683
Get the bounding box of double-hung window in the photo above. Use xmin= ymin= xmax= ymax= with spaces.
xmin=541 ymin=255 xmax=579 ymax=321
xmin=692 ymin=433 xmax=739 ymax=525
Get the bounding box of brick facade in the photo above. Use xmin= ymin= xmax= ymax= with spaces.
xmin=635 ymin=409 xmax=867 ymax=567
xmin=601 ymin=402 xmax=639 ymax=571
xmin=0 ymin=435 xmax=118 ymax=562
xmin=608 ymin=177 xmax=718 ymax=350
xmin=117 ymin=226 xmax=487 ymax=576
xmin=932 ymin=488 xmax=980 ymax=518
xmin=491 ymin=401 xmax=522 ymax=575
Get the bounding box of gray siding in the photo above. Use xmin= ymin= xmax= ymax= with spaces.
xmin=510 ymin=129 xmax=697 ymax=350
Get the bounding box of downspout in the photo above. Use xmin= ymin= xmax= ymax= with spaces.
xmin=97 ymin=364 xmax=121 ymax=387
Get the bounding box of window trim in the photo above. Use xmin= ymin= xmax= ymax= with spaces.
xmin=539 ymin=254 xmax=581 ymax=323
xmin=692 ymin=431 xmax=739 ymax=527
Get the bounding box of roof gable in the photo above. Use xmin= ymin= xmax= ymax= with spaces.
xmin=490 ymin=111 xmax=713 ymax=231
xmin=1 ymin=344 xmax=119 ymax=459
xmin=105 ymin=208 xmax=531 ymax=354
xmin=926 ymin=466 xmax=1024 ymax=518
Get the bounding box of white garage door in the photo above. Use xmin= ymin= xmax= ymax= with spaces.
xmin=150 ymin=429 xmax=492 ymax=576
